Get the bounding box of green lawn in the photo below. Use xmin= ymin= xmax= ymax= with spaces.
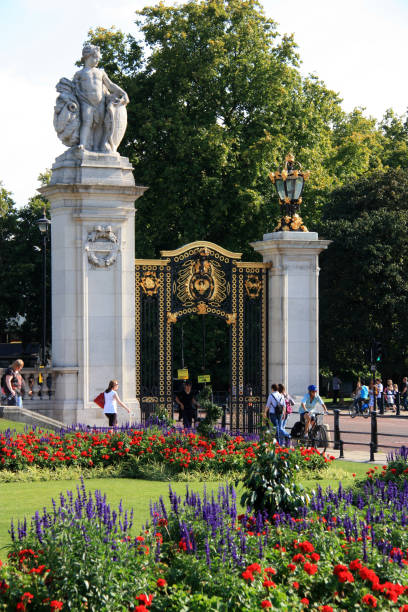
xmin=0 ymin=460 xmax=376 ymax=557
xmin=0 ymin=418 xmax=28 ymax=434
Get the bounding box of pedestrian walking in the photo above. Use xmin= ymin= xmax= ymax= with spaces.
xmin=3 ymin=359 xmax=27 ymax=407
xmin=278 ymin=383 xmax=293 ymax=445
xmin=352 ymin=381 xmax=361 ymax=410
xmin=264 ymin=383 xmax=286 ymax=444
xmin=175 ymin=381 xmax=199 ymax=429
xmin=368 ymin=381 xmax=375 ymax=411
xmin=332 ymin=375 xmax=342 ymax=404
xmin=384 ymin=380 xmax=395 ymax=412
xmin=401 ymin=377 xmax=408 ymax=411
xmin=103 ymin=380 xmax=131 ymax=427
xmin=375 ymin=378 xmax=384 ymax=413
xmin=394 ymin=383 xmax=400 ymax=414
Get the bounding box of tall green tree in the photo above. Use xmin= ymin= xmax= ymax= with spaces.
xmin=84 ymin=1 xmax=354 ymax=257
xmin=0 ymin=186 xmax=50 ymax=346
xmin=319 ymin=168 xmax=408 ymax=379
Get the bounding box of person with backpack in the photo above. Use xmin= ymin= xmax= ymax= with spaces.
xmin=2 ymin=359 xmax=27 ymax=407
xmin=264 ymin=383 xmax=288 ymax=445
xmin=278 ymin=383 xmax=294 ymax=443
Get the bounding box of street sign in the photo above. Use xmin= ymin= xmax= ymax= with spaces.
xmin=370 ymin=365 xmax=376 ymax=372
xmin=198 ymin=374 xmax=211 ymax=383
xmin=178 ymin=369 xmax=189 ymax=380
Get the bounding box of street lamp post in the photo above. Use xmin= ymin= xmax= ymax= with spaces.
xmin=36 ymin=208 xmax=51 ymax=366
xmin=268 ymin=154 xmax=310 ymax=232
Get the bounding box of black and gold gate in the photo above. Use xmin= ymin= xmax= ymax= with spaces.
xmin=135 ymin=241 xmax=268 ymax=432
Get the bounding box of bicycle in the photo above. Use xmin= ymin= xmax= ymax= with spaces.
xmin=291 ymin=413 xmax=328 ymax=453
xmin=349 ymin=398 xmax=370 ymax=418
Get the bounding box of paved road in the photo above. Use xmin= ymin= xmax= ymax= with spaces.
xmin=286 ymin=409 xmax=408 ymax=456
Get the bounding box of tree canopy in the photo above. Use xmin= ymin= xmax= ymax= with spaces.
xmin=319 ymin=168 xmax=408 ymax=379
xmin=3 ymin=0 xmax=408 ymax=379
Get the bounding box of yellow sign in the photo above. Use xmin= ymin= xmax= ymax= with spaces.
xmin=38 ymin=374 xmax=43 ymax=384
xmin=198 ymin=374 xmax=211 ymax=383
xmin=178 ymin=369 xmax=189 ymax=380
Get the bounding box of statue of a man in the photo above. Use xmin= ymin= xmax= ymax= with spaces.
xmin=53 ymin=44 xmax=129 ymax=154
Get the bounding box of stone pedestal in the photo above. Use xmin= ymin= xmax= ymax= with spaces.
xmin=251 ymin=232 xmax=330 ymax=397
xmin=40 ymin=149 xmax=147 ymax=425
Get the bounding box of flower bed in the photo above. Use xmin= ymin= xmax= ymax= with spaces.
xmin=0 ymin=426 xmax=333 ymax=478
xmin=2 ymin=472 xmax=408 ymax=610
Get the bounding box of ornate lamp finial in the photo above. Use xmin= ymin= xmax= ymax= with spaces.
xmin=268 ymin=155 xmax=310 ymax=232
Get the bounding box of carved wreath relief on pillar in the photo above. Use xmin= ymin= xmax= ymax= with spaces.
xmin=53 ymin=44 xmax=129 ymax=154
xmin=85 ymin=226 xmax=119 ymax=268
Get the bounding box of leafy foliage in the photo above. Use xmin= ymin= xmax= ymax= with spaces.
xmin=196 ymin=385 xmax=223 ymax=437
xmin=240 ymin=438 xmax=309 ymax=515
xmin=319 ymin=168 xmax=408 ymax=378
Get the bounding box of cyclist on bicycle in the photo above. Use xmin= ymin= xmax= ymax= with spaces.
xmin=359 ymin=381 xmax=369 ymax=411
xmin=299 ymin=385 xmax=328 ymax=434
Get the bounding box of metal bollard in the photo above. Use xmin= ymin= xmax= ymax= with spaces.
xmin=369 ymin=441 xmax=375 ymax=462
xmin=339 ymin=439 xmax=344 ymax=459
xmin=396 ymin=392 xmax=400 ymax=416
xmin=378 ymin=395 xmax=384 ymax=415
xmin=371 ymin=410 xmax=378 ymax=453
xmin=334 ymin=408 xmax=340 ymax=450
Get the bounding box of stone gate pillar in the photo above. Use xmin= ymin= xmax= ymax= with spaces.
xmin=251 ymin=232 xmax=330 ymax=398
xmin=40 ymin=150 xmax=147 ymax=424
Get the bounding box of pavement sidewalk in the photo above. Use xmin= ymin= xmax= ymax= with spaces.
xmin=329 ymin=447 xmax=388 ymax=464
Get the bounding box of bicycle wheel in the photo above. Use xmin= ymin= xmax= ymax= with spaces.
xmin=362 ymin=404 xmax=370 ymax=418
xmin=311 ymin=425 xmax=328 ymax=453
xmin=349 ymin=403 xmax=357 ymax=418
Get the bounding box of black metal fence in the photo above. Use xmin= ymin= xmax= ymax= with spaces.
xmin=330 ymin=408 xmax=408 ymax=461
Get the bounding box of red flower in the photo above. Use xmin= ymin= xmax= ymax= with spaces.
xmin=362 ymin=593 xmax=377 ymax=608
xmin=242 ymin=569 xmax=254 ymax=582
xmin=134 ymin=607 xmax=149 ymax=612
xmin=349 ymin=559 xmax=362 ymax=571
xmin=135 ymin=594 xmax=153 ymax=606
xmin=303 ymin=562 xmax=318 ymax=575
xmin=263 ymin=579 xmax=276 ymax=588
xmin=156 ymin=578 xmax=167 ymax=588
xmin=287 ymin=563 xmax=296 ymax=572
xmin=50 ymin=602 xmax=64 ymax=610
xmin=247 ymin=562 xmax=262 ymax=574
xmin=264 ymin=567 xmax=276 ymax=575
xmin=293 ymin=581 xmax=299 ymax=589
xmin=261 ymin=602 xmax=272 ymax=609
xmin=321 ymin=607 xmax=333 ymax=612
xmin=22 ymin=593 xmax=34 ymax=602
xmin=311 ymin=552 xmax=320 ymax=562
xmin=299 ymin=541 xmax=314 ymax=553
xmin=399 ymin=605 xmax=408 ymax=612
xmin=301 ymin=598 xmax=309 ymax=606
xmin=293 ymin=553 xmax=305 ymax=564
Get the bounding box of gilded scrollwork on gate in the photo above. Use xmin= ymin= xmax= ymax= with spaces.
xmin=176 ymin=247 xmax=227 ymax=307
xmin=140 ymin=271 xmax=160 ymax=296
xmin=135 ymin=241 xmax=269 ymax=432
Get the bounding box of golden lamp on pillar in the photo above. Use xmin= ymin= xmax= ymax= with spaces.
xmin=268 ymin=154 xmax=310 ymax=232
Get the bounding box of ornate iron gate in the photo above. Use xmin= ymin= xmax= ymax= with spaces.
xmin=135 ymin=241 xmax=268 ymax=432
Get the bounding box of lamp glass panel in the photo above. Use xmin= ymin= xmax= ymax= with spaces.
xmin=37 ymin=218 xmax=50 ymax=234
xmin=275 ymin=178 xmax=286 ymax=200
xmin=294 ymin=176 xmax=304 ymax=200
xmin=286 ymin=177 xmax=296 ymax=200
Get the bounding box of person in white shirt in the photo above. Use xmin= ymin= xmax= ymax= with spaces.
xmin=375 ymin=378 xmax=383 ymax=413
xmin=103 ymin=380 xmax=131 ymax=427
xmin=300 ymin=385 xmax=328 ymax=434
xmin=264 ymin=383 xmax=289 ymax=444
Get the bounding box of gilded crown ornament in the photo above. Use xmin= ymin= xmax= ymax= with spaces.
xmin=268 ymin=154 xmax=310 ymax=232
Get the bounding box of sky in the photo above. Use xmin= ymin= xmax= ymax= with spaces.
xmin=1 ymin=0 xmax=408 ymax=207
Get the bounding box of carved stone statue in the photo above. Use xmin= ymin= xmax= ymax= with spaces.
xmin=53 ymin=44 xmax=129 ymax=154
